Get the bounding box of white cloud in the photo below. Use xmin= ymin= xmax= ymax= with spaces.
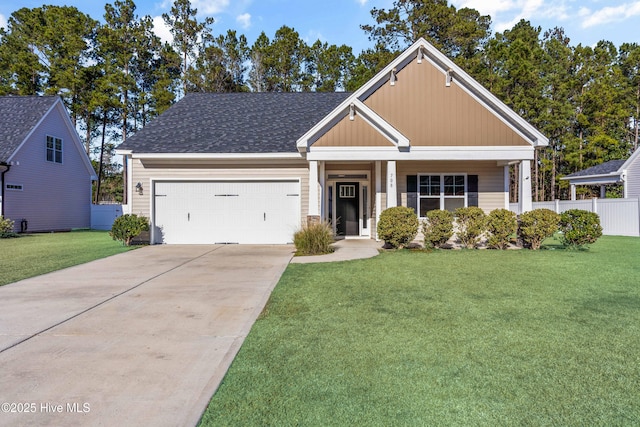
xmin=152 ymin=15 xmax=173 ymax=45
xmin=191 ymin=0 xmax=230 ymax=15
xmin=356 ymin=0 xmax=368 ymax=5
xmin=454 ymin=0 xmax=516 ymax=18
xmin=581 ymin=1 xmax=640 ymax=28
xmin=0 ymin=13 xmax=7 ymax=30
xmin=236 ymin=13 xmax=251 ymax=29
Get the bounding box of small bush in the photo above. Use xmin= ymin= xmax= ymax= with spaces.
xmin=377 ymin=206 xmax=419 ymax=249
xmin=559 ymin=209 xmax=603 ymax=247
xmin=0 ymin=216 xmax=17 ymax=238
xmin=454 ymin=206 xmax=487 ymax=249
xmin=423 ymin=209 xmax=454 ymax=248
xmin=294 ymin=221 xmax=334 ymax=255
xmin=518 ymin=208 xmax=560 ymax=250
xmin=486 ymin=208 xmax=518 ymax=249
xmin=110 ymin=214 xmax=149 ymax=246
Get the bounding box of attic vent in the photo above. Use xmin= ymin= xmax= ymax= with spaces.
xmin=6 ymin=183 xmax=23 ymax=191
xmin=390 ymin=68 xmax=397 ymax=86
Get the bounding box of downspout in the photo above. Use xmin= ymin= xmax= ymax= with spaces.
xmin=0 ymin=162 xmax=10 ymax=217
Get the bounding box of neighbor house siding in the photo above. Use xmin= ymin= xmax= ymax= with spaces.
xmin=626 ymin=155 xmax=640 ymax=199
xmin=4 ymin=105 xmax=92 ymax=231
xmin=130 ymin=158 xmax=310 ymax=228
xmin=397 ymin=161 xmax=505 ymax=213
xmin=363 ymin=59 xmax=530 ymax=147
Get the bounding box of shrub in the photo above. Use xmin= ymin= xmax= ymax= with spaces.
xmin=559 ymin=209 xmax=603 ymax=247
xmin=377 ymin=206 xmax=419 ymax=249
xmin=110 ymin=214 xmax=149 ymax=246
xmin=454 ymin=206 xmax=487 ymax=249
xmin=0 ymin=216 xmax=17 ymax=238
xmin=294 ymin=221 xmax=334 ymax=255
xmin=518 ymin=208 xmax=560 ymax=250
xmin=486 ymin=208 xmax=518 ymax=249
xmin=422 ymin=209 xmax=454 ymax=248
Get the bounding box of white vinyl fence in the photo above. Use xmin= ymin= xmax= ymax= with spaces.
xmin=510 ymin=198 xmax=640 ymax=237
xmin=91 ymin=204 xmax=123 ymax=231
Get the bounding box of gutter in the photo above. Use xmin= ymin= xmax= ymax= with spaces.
xmin=0 ymin=161 xmax=10 ymax=217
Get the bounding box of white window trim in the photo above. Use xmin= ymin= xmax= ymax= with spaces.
xmin=46 ymin=135 xmax=63 ymax=164
xmin=417 ymin=173 xmax=468 ymax=217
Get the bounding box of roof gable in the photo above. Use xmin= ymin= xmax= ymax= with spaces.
xmin=0 ymin=96 xmax=59 ymax=162
xmin=297 ymin=38 xmax=548 ymax=152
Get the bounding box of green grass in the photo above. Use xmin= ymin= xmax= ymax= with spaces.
xmin=200 ymin=236 xmax=640 ymax=426
xmin=0 ymin=230 xmax=134 ymax=286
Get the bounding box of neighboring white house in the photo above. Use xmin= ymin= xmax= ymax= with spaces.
xmin=116 ymin=38 xmax=548 ymax=245
xmin=562 ymin=148 xmax=640 ymax=200
xmin=0 ymin=96 xmax=96 ymax=232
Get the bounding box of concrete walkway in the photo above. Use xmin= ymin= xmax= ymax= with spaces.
xmin=290 ymin=238 xmax=383 ymax=263
xmin=0 ymin=245 xmax=293 ymax=427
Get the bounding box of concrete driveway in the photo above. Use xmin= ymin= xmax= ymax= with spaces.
xmin=0 ymin=244 xmax=293 ymax=427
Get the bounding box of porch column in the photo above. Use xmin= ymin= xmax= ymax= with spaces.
xmin=375 ymin=161 xmax=381 ymax=241
xmin=386 ymin=160 xmax=397 ymax=208
xmin=570 ymin=184 xmax=576 ymax=201
xmin=518 ymin=160 xmax=532 ymax=213
xmin=308 ymin=160 xmax=319 ymax=218
xmin=319 ymin=161 xmax=325 ymax=219
xmin=504 ymin=165 xmax=510 ymax=210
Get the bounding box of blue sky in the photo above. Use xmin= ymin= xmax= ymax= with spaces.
xmin=1 ymin=0 xmax=639 ymax=53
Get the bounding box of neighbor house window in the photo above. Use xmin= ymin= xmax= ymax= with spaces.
xmin=46 ymin=135 xmax=62 ymax=163
xmin=418 ymin=174 xmax=466 ymax=216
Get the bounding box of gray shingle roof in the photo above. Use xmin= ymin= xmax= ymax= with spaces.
xmin=0 ymin=96 xmax=59 ymax=162
xmin=118 ymin=92 xmax=351 ymax=154
xmin=565 ymin=159 xmax=626 ymax=178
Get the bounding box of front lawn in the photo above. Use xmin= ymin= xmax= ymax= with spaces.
xmin=201 ymin=236 xmax=640 ymax=426
xmin=0 ymin=230 xmax=133 ymax=286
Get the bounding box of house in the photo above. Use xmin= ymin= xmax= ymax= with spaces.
xmin=116 ymin=38 xmax=548 ymax=244
xmin=561 ymin=148 xmax=640 ymax=200
xmin=0 ymin=96 xmax=96 ymax=232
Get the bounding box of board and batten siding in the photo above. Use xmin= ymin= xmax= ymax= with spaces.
xmin=4 ymin=106 xmax=92 ymax=232
xmin=129 ymin=158 xmax=310 ymax=228
xmin=397 ymin=161 xmax=505 ymax=213
xmin=363 ymin=58 xmax=530 ymax=148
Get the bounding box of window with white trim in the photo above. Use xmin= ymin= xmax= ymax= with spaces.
xmin=418 ymin=174 xmax=466 ymax=216
xmin=46 ymin=135 xmax=62 ymax=163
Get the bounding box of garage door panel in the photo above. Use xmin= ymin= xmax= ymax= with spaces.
xmin=153 ymin=181 xmax=300 ymax=244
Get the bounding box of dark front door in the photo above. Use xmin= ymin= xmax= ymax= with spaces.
xmin=336 ymin=182 xmax=359 ymax=236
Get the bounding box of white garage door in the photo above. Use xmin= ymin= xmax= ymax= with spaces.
xmin=153 ymin=180 xmax=300 ymax=244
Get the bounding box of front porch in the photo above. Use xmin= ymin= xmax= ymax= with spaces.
xmin=306 ymin=159 xmax=534 ymax=240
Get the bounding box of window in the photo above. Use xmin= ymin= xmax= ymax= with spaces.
xmin=418 ymin=174 xmax=466 ymax=216
xmin=339 ymin=184 xmax=355 ymax=198
xmin=46 ymin=136 xmax=62 ymax=163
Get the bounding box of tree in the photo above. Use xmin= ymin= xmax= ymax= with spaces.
xmin=248 ymin=32 xmax=270 ymax=92
xmin=188 ymin=30 xmax=249 ymax=92
xmin=162 ymin=0 xmax=214 ymax=95
xmin=0 ymin=5 xmax=97 ymax=108
xmin=619 ymin=43 xmax=640 ymax=151
xmin=263 ymin=26 xmax=309 ymax=92
xmin=361 ymin=0 xmax=491 ymax=69
xmin=307 ymin=41 xmax=355 ymax=92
